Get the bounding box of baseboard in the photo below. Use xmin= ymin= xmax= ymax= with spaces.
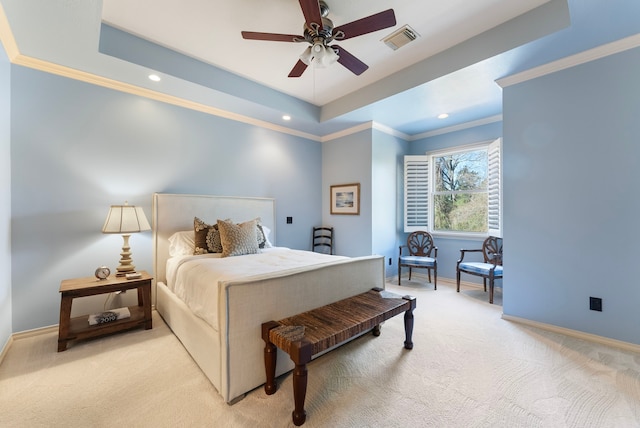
xmin=0 ymin=306 xmax=159 ymax=363
xmin=391 ymin=273 xmax=485 ymax=290
xmin=1 ymin=325 xmax=59 ymax=362
xmin=11 ymin=324 xmax=58 ymax=340
xmin=392 ymin=274 xmax=640 ymax=352
xmin=0 ymin=335 xmax=12 ymax=366
xmin=502 ymin=314 xmax=640 ymax=353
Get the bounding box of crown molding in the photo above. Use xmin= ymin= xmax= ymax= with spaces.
xmin=0 ymin=6 xmax=321 ymax=143
xmin=410 ymin=115 xmax=503 ymax=140
xmin=320 ymin=121 xmax=412 ymax=143
xmin=497 ymin=32 xmax=640 ymax=88
xmin=0 ymin=2 xmax=19 ymax=60
xmin=373 ymin=122 xmax=411 ymax=140
xmin=12 ymin=54 xmax=322 ymax=141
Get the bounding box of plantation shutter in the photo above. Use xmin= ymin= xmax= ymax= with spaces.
xmin=487 ymin=138 xmax=502 ymax=237
xmin=404 ymin=156 xmax=429 ymax=232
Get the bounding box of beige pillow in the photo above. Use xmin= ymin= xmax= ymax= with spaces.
xmin=217 ymin=218 xmax=259 ymax=257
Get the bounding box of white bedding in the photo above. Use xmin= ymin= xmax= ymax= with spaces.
xmin=166 ymin=247 xmax=349 ymax=330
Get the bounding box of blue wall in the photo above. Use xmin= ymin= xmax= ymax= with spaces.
xmin=503 ymin=46 xmax=640 ymax=344
xmin=321 ymin=129 xmax=373 ymax=257
xmin=0 ymin=41 xmax=12 ymax=349
xmin=372 ymin=129 xmax=407 ymax=278
xmin=10 ymin=66 xmax=322 ymax=332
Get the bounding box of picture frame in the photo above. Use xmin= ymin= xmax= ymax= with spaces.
xmin=330 ymin=183 xmax=360 ymax=215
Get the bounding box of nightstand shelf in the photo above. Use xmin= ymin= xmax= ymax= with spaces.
xmin=58 ymin=271 xmax=153 ymax=351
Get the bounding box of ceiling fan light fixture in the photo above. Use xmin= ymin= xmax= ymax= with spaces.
xmin=323 ymin=46 xmax=339 ymax=66
xmin=309 ymin=43 xmax=338 ymax=68
xmin=299 ymin=46 xmax=313 ymax=65
xmin=241 ymin=2 xmax=394 ymax=77
xmin=311 ymin=43 xmax=327 ymax=68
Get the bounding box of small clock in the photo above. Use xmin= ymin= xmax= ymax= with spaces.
xmin=95 ymin=266 xmax=111 ymax=280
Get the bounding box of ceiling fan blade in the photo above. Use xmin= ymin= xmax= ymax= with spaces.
xmin=241 ymin=31 xmax=303 ymax=42
xmin=298 ymin=0 xmax=324 ymax=31
xmin=288 ymin=59 xmax=308 ymax=78
xmin=332 ymin=45 xmax=368 ymax=76
xmin=333 ymin=9 xmax=396 ymax=40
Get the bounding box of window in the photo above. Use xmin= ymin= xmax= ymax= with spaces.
xmin=404 ymin=138 xmax=501 ymax=237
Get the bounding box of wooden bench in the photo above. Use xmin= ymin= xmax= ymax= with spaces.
xmin=262 ymin=287 xmax=416 ymax=426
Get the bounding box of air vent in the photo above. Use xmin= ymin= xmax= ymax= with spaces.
xmin=382 ymin=25 xmax=420 ymax=51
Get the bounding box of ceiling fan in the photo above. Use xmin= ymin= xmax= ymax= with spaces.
xmin=241 ymin=0 xmax=396 ymax=77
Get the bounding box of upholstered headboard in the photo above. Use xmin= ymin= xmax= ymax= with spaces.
xmin=152 ymin=193 xmax=276 ymax=286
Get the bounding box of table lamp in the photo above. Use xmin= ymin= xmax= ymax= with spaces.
xmin=102 ymin=201 xmax=151 ymax=276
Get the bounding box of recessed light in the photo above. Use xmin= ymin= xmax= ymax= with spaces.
xmin=437 ymin=113 xmax=449 ymax=119
xmin=148 ymin=74 xmax=161 ymax=82
xmin=282 ymin=115 xmax=291 ymax=121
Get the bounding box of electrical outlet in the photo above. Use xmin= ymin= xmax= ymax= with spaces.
xmin=388 ymin=257 xmax=392 ymax=266
xmin=286 ymin=216 xmax=293 ymax=224
xmin=589 ymin=297 xmax=602 ymax=312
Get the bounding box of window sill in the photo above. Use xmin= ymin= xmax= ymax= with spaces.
xmin=430 ymin=231 xmax=488 ymax=241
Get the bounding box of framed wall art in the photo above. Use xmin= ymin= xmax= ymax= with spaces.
xmin=330 ymin=183 xmax=360 ymax=215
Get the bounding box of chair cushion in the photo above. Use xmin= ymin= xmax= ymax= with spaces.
xmin=459 ymin=262 xmax=503 ymax=276
xmin=400 ymin=256 xmax=435 ymax=267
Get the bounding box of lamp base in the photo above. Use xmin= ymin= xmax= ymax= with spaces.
xmin=115 ymin=234 xmax=136 ymax=277
xmin=115 ymin=270 xmax=137 ymax=277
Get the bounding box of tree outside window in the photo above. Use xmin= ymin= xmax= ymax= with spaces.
xmin=433 ymin=149 xmax=488 ymax=233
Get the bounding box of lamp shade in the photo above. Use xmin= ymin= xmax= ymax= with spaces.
xmin=299 ymin=46 xmax=313 ymax=65
xmin=102 ymin=203 xmax=151 ymax=234
xmin=321 ymin=46 xmax=339 ymax=67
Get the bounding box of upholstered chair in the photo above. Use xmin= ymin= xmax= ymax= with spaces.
xmin=456 ymin=236 xmax=503 ymax=303
xmin=398 ymin=231 xmax=438 ymax=289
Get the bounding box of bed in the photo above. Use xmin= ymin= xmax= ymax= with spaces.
xmin=152 ymin=193 xmax=385 ymax=403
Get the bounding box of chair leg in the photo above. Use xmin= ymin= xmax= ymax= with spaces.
xmin=427 ymin=270 xmax=431 ymax=283
xmin=398 ymin=265 xmax=401 ymax=286
xmin=483 ymin=278 xmax=487 ymax=292
xmin=489 ymin=278 xmax=494 ymax=304
xmin=433 ymin=267 xmax=437 ymax=291
xmin=408 ymin=267 xmax=412 ymax=281
xmin=456 ymin=269 xmax=461 ymax=292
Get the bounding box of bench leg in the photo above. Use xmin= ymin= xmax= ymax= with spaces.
xmin=403 ymin=295 xmax=417 ymax=350
xmin=262 ymin=321 xmax=280 ymax=395
xmin=292 ymin=363 xmax=308 ymax=426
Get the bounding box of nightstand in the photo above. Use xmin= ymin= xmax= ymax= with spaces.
xmin=57 ymin=271 xmax=153 ymax=351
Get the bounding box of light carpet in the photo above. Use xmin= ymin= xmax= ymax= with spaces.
xmin=1 ymin=281 xmax=640 ymax=427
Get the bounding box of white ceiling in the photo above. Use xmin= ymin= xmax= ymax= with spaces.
xmin=101 ymin=0 xmax=550 ymax=106
xmin=3 ymin=1 xmax=637 ymax=138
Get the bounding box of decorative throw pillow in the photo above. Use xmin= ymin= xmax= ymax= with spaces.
xmin=217 ymin=218 xmax=259 ymax=257
xmin=194 ymin=217 xmax=223 ymax=255
xmin=206 ymin=226 xmax=223 ymax=253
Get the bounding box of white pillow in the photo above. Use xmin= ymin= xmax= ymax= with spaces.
xmin=261 ymin=225 xmax=274 ymax=248
xmin=168 ymin=231 xmax=195 ymax=257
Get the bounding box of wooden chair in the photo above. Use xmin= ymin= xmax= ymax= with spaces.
xmin=312 ymin=226 xmax=333 ymax=255
xmin=398 ymin=231 xmax=437 ymax=289
xmin=456 ymin=236 xmax=503 ymax=303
